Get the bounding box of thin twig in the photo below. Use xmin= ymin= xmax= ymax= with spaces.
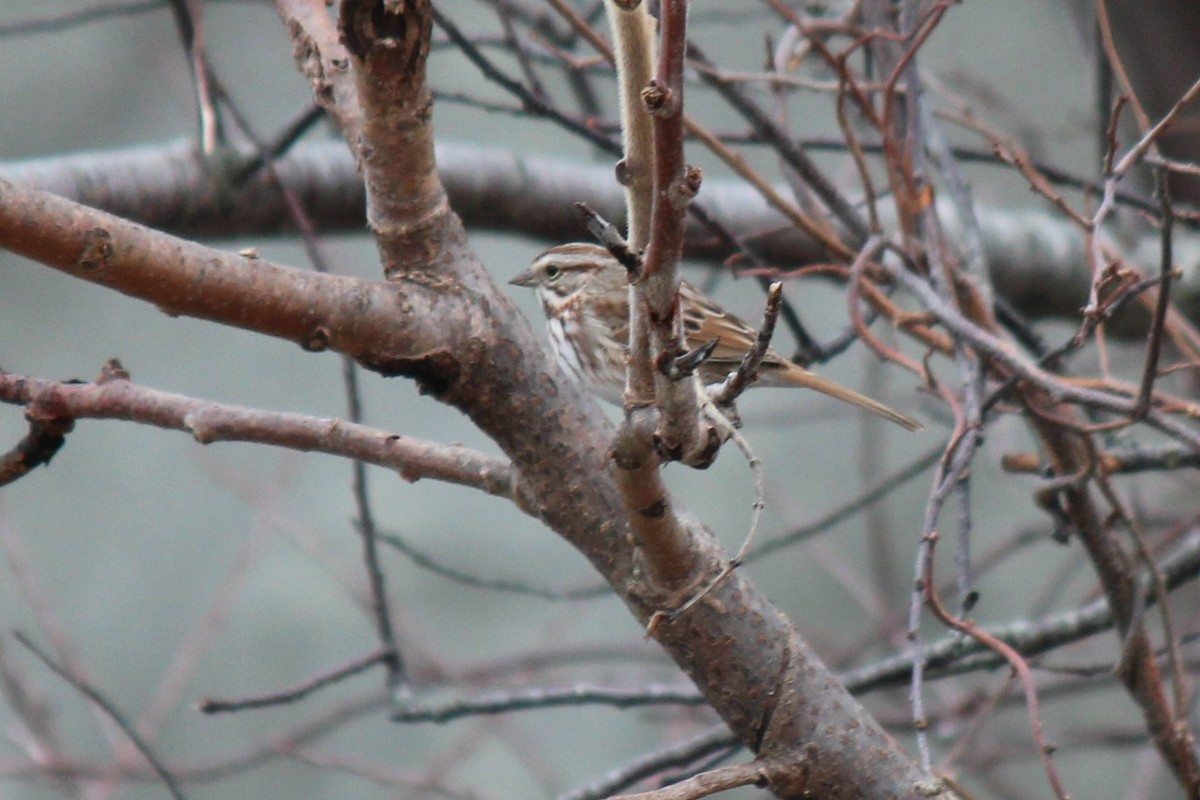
xmin=0 ymin=411 xmax=73 ymax=488
xmin=0 ymin=0 xmax=166 ymax=38
xmin=557 ymin=726 xmax=738 ymax=800
xmin=665 ymin=408 xmax=763 ymax=622
xmin=688 ymin=42 xmax=866 ymax=253
xmin=377 ymin=529 xmax=608 ymax=600
xmin=920 ymin=534 xmax=1072 ymax=800
xmin=1112 ymin=73 xmax=1200 ymax=179
xmin=390 ymin=683 xmax=705 ymax=723
xmin=1132 ymin=167 xmax=1175 ymax=418
xmin=199 ymin=649 xmax=395 ymax=713
xmin=167 ymin=0 xmax=221 ymax=153
xmin=431 ymin=6 xmax=619 ymax=154
xmin=13 ymin=632 xmax=186 ymax=800
xmin=710 ymin=282 xmax=784 ymax=406
xmin=752 ymin=443 xmax=942 ymax=559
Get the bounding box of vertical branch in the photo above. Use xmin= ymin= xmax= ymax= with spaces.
xmin=274 ymin=0 xmax=365 ymax=158
xmin=605 ymin=0 xmax=657 ymax=252
xmin=611 ymin=411 xmax=705 ymax=589
xmin=168 ymin=0 xmax=222 ymax=153
xmin=340 ymin=0 xmax=453 ymax=278
xmin=638 ymin=0 xmax=712 ymax=460
xmin=608 ymin=0 xmax=709 ymax=591
xmin=1133 ymin=166 xmax=1175 ymax=418
xmin=641 ymin=0 xmax=689 ymax=285
xmin=872 ymin=0 xmax=992 ymax=779
xmin=604 ymin=0 xmax=657 ymax=405
xmin=14 ymin=632 xmax=186 ymax=800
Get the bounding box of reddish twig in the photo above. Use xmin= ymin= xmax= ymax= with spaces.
xmin=920 ymin=532 xmax=1071 ymax=800
xmin=1133 ymin=168 xmax=1175 ymax=418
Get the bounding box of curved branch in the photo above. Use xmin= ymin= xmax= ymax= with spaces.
xmin=0 ymin=367 xmax=530 ymax=510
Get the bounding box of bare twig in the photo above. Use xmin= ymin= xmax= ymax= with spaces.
xmin=1132 ymin=167 xmax=1175 ymax=418
xmin=608 ymin=754 xmax=806 ymax=800
xmin=0 ymin=369 xmax=532 ymax=511
xmin=921 ymin=533 xmax=1072 ymax=800
xmin=390 ymin=683 xmax=705 ymax=723
xmin=13 ymin=632 xmax=186 ymax=800
xmin=710 ymin=282 xmax=785 ymax=407
xmin=199 ymin=649 xmax=396 ymax=713
xmin=753 ymin=443 xmax=943 ymax=559
xmin=377 ymin=528 xmax=608 ymax=600
xmin=1112 ymin=73 xmax=1200 ymax=179
xmin=558 ymin=725 xmax=738 ymax=800
xmin=431 ymin=7 xmax=618 ymax=154
xmin=166 ymin=0 xmax=221 ymax=153
xmin=577 ymin=201 xmax=643 ymax=274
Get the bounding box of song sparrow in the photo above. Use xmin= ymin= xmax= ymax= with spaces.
xmin=510 ymin=243 xmax=922 ymax=431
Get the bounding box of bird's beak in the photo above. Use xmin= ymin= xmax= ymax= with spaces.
xmin=509 ymin=270 xmax=537 ymax=287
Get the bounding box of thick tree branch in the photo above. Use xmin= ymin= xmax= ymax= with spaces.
xmin=0 ymin=179 xmax=463 ymax=379
xmin=339 ymin=0 xmax=452 ymax=278
xmin=5 ymin=141 xmax=1200 ymax=335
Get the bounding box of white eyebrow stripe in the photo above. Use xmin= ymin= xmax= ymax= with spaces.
xmin=531 ymin=244 xmax=609 ymax=273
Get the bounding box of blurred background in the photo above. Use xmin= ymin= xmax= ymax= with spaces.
xmin=1 ymin=1 xmax=1192 ymax=799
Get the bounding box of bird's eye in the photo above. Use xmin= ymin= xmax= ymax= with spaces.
xmin=543 ymin=265 xmax=561 ymax=280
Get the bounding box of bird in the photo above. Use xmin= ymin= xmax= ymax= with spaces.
xmin=510 ymin=242 xmax=922 ymax=431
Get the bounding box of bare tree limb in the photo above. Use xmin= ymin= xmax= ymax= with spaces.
xmin=6 ymin=141 xmax=1200 ymax=336
xmin=0 ymin=366 xmax=531 ymax=510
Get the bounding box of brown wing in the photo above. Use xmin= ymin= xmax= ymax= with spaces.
xmin=678 ymin=281 xmax=792 ymax=373
xmin=678 ymin=281 xmax=923 ymax=431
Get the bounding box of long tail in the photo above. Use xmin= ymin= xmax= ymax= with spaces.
xmin=781 ymin=364 xmax=923 ymax=432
